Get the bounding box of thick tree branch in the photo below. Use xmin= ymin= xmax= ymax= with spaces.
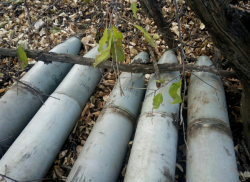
xmin=187 ymin=0 xmax=250 ymax=81
xmin=139 ymin=0 xmax=176 ymax=49
xmin=186 ymin=0 xmax=250 ymax=151
xmin=0 ymin=47 xmax=236 ymax=78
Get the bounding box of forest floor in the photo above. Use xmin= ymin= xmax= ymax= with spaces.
xmin=0 ymin=0 xmax=249 ymax=181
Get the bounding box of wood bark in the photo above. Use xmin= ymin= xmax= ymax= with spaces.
xmin=0 ymin=47 xmax=235 ymax=77
xmin=186 ymin=0 xmax=250 ymax=150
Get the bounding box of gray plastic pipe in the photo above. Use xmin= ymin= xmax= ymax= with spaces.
xmin=66 ymin=52 xmax=149 ymax=182
xmin=0 ymin=46 xmax=102 ymax=182
xmin=124 ymin=50 xmax=180 ymax=182
xmin=186 ymin=56 xmax=238 ymax=182
xmin=0 ymin=37 xmax=81 ymax=155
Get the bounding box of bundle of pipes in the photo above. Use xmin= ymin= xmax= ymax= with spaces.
xmin=186 ymin=56 xmax=238 ymax=181
xmin=0 ymin=45 xmax=239 ymax=182
xmin=124 ymin=50 xmax=181 ymax=182
xmin=0 ymin=46 xmax=102 ymax=182
xmin=0 ymin=37 xmax=82 ymax=156
xmin=66 ymin=52 xmax=149 ymax=182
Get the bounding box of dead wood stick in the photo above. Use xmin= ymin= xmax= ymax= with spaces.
xmin=0 ymin=47 xmax=236 ymax=78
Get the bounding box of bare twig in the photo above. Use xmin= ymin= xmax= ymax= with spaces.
xmin=173 ymin=0 xmax=188 ymax=150
xmin=111 ymin=0 xmax=124 ymax=96
xmin=235 ymin=149 xmax=250 ymax=171
xmin=148 ymin=46 xmax=161 ymax=88
xmin=24 ymin=0 xmax=32 ymax=26
xmin=190 ymin=73 xmax=220 ymax=92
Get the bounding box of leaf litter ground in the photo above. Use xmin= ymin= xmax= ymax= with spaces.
xmin=0 ymin=0 xmax=249 ymax=181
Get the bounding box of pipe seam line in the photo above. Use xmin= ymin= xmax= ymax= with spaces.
xmin=188 ymin=118 xmax=231 ymax=129
xmin=103 ymin=106 xmax=135 ymax=123
xmin=53 ymin=91 xmax=82 ymax=110
xmin=187 ymin=119 xmax=233 ymax=137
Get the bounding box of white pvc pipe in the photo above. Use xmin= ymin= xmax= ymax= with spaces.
xmin=0 ymin=37 xmax=81 ymax=155
xmin=124 ymin=50 xmax=180 ymax=182
xmin=66 ymin=52 xmax=149 ymax=182
xmin=186 ymin=56 xmax=238 ymax=182
xmin=0 ymin=46 xmax=102 ymax=182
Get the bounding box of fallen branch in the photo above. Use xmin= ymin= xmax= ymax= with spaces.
xmin=0 ymin=47 xmax=236 ymax=78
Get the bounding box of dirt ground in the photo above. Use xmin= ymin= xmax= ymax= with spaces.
xmin=0 ymin=0 xmax=249 ymax=181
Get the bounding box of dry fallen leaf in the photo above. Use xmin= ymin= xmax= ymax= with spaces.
xmin=240 ymin=171 xmax=250 ymax=179
xmin=121 ymin=164 xmax=127 ymax=176
xmin=103 ymin=95 xmax=109 ymax=101
xmin=59 ymin=150 xmax=68 ymax=159
xmin=170 ymin=23 xmax=179 ymax=37
xmin=92 ymin=111 xmax=101 ymax=117
xmin=200 ymin=23 xmax=205 ymax=30
xmin=54 ymin=165 xmax=64 ymax=178
xmin=179 ymin=144 xmax=186 ymax=157
xmin=76 ymin=145 xmax=83 ymax=157
xmin=81 ymin=36 xmax=91 ymax=45
xmin=0 ymin=88 xmax=6 ymax=94
xmin=176 ymin=163 xmax=184 ymax=172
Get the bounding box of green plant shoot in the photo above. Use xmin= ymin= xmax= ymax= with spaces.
xmin=153 ymin=34 xmax=160 ymax=40
xmin=50 ymin=27 xmax=61 ymax=34
xmin=98 ymin=28 xmax=108 ymax=52
xmin=169 ymin=79 xmax=182 ymax=105
xmin=18 ymin=45 xmax=28 ymax=69
xmin=153 ymin=93 xmax=163 ymax=109
xmin=131 ymin=2 xmax=138 ymax=18
xmin=94 ymin=31 xmax=112 ymax=67
xmin=155 ymin=79 xmax=165 ymax=83
xmin=94 ymin=26 xmax=125 ymax=66
xmin=111 ymin=25 xmax=125 ymax=62
xmin=134 ymin=25 xmax=156 ymax=47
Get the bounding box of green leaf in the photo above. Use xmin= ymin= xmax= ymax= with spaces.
xmin=153 ymin=34 xmax=160 ymax=40
xmin=94 ymin=32 xmax=112 ymax=67
xmin=112 ymin=25 xmax=122 ymax=40
xmin=169 ymin=79 xmax=182 ymax=105
xmin=84 ymin=0 xmax=92 ymax=2
xmin=111 ymin=25 xmax=125 ymax=62
xmin=0 ymin=72 xmax=4 ymax=78
xmin=155 ymin=79 xmax=165 ymax=84
xmin=18 ymin=45 xmax=28 ymax=69
xmin=98 ymin=27 xmax=108 ymax=52
xmin=134 ymin=25 xmax=156 ymax=47
xmin=111 ymin=42 xmax=125 ymax=62
xmin=13 ymin=0 xmax=23 ymax=4
xmin=153 ymin=93 xmax=163 ymax=109
xmin=50 ymin=27 xmax=61 ymax=34
xmin=131 ymin=2 xmax=138 ymax=18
